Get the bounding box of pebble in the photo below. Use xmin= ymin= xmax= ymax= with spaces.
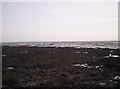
xmin=75 ymin=52 xmax=80 ymax=54
xmin=7 ymin=67 xmax=13 ymax=70
xmin=30 ymin=83 xmax=36 ymax=86
xmin=99 ymin=82 xmax=106 ymax=86
xmin=85 ymin=52 xmax=88 ymax=54
xmin=114 ymin=76 xmax=120 ymax=80
xmin=74 ymin=64 xmax=81 ymax=67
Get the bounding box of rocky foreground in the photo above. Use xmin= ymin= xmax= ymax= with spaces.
xmin=2 ymin=46 xmax=120 ymax=88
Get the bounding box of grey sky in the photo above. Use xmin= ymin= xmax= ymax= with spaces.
xmin=2 ymin=2 xmax=118 ymax=42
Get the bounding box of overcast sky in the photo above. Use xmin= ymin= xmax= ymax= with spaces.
xmin=2 ymin=2 xmax=118 ymax=42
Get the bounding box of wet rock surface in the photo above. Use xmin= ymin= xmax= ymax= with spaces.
xmin=2 ymin=46 xmax=120 ymax=88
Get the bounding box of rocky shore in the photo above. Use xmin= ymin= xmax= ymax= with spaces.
xmin=2 ymin=46 xmax=120 ymax=88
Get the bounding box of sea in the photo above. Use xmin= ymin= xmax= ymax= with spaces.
xmin=2 ymin=41 xmax=119 ymax=49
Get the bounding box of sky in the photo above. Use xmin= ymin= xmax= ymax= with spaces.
xmin=2 ymin=1 xmax=118 ymax=42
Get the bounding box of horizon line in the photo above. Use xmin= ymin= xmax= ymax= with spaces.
xmin=1 ymin=40 xmax=119 ymax=43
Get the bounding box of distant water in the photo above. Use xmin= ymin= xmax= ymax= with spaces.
xmin=2 ymin=41 xmax=119 ymax=49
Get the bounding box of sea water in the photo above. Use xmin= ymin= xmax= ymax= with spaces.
xmin=2 ymin=41 xmax=119 ymax=49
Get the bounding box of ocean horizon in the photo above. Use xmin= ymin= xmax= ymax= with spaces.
xmin=2 ymin=41 xmax=119 ymax=49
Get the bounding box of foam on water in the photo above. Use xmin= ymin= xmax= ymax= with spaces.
xmin=2 ymin=41 xmax=119 ymax=49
